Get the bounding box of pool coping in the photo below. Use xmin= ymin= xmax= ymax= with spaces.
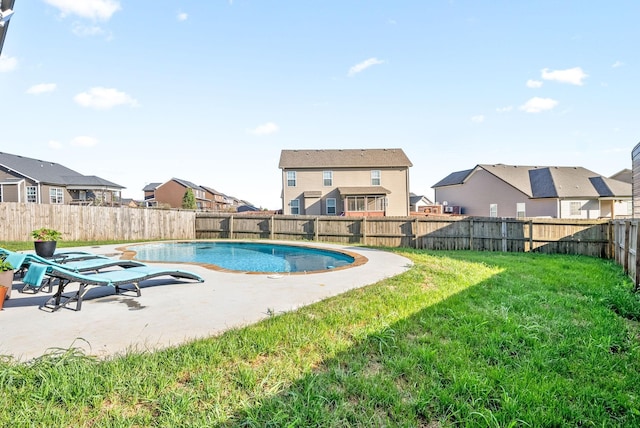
xmin=1 ymin=240 xmax=413 ymax=362
xmin=118 ymin=240 xmax=369 ymax=275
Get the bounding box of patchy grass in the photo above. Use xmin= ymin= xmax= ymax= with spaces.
xmin=1 ymin=249 xmax=639 ymax=426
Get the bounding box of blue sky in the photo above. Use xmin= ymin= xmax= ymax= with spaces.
xmin=0 ymin=0 xmax=637 ymax=209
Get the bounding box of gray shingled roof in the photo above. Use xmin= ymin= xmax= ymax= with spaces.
xmin=170 ymin=178 xmax=205 ymax=191
xmin=143 ymin=182 xmax=162 ymax=192
xmin=0 ymin=151 xmax=124 ymax=189
xmin=279 ymin=149 xmax=413 ymax=169
xmin=433 ymin=163 xmax=631 ymax=199
xmin=431 ymin=169 xmax=474 ymax=187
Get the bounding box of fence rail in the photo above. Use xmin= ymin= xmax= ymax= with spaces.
xmin=2 ymin=203 xmax=638 ymax=289
xmin=195 ymin=213 xmax=612 ymax=258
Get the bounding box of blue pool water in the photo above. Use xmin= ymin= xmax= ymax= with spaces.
xmin=128 ymin=242 xmax=356 ymax=273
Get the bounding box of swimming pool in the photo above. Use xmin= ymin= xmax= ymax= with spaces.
xmin=125 ymin=241 xmax=361 ymax=273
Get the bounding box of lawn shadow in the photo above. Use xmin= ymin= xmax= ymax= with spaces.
xmin=219 ymin=251 xmax=638 ymax=426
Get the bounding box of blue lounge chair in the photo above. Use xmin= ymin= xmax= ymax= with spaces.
xmin=3 ymin=251 xmax=145 ymax=293
xmin=23 ymin=262 xmax=204 ymax=311
xmin=25 ymin=253 xmax=145 ymax=273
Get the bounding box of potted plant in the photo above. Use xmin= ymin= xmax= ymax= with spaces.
xmin=0 ymin=259 xmax=14 ymax=304
xmin=31 ymin=227 xmax=62 ymax=258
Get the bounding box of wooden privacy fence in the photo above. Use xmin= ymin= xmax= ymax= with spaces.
xmin=195 ymin=213 xmax=612 ymax=258
xmin=0 ymin=202 xmax=196 ymax=241
xmin=613 ymin=220 xmax=640 ymax=291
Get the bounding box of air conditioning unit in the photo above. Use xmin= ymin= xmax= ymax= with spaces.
xmin=444 ymin=206 xmax=454 ymax=213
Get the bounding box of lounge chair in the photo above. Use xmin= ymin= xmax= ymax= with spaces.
xmin=25 ymin=253 xmax=145 ymax=273
xmin=23 ymin=262 xmax=204 ymax=311
xmin=5 ymin=251 xmax=144 ymax=293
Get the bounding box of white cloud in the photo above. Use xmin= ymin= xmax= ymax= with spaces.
xmin=48 ymin=140 xmax=63 ymax=149
xmin=526 ymin=79 xmax=543 ymax=88
xmin=471 ymin=115 xmax=485 ymax=123
xmin=74 ymin=87 xmax=139 ymax=109
xmin=26 ymin=83 xmax=57 ymax=95
xmin=348 ymin=57 xmax=385 ymax=77
xmin=71 ymin=22 xmax=106 ymax=37
xmin=0 ymin=55 xmax=18 ymax=72
xmin=519 ymin=97 xmax=558 ymax=113
xmin=541 ymin=67 xmax=588 ymax=86
xmin=71 ymin=136 xmax=99 ymax=147
xmin=177 ymin=12 xmax=188 ymax=21
xmin=612 ymin=61 xmax=624 ymax=68
xmin=44 ymin=0 xmax=121 ymax=20
xmin=249 ymin=122 xmax=279 ymax=136
xmin=496 ymin=106 xmax=513 ymax=113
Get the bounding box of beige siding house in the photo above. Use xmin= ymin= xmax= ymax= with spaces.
xmin=279 ymin=148 xmax=413 ymax=217
xmin=433 ymin=164 xmax=631 ymax=219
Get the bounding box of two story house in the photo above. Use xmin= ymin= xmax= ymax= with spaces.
xmin=143 ymin=178 xmax=210 ymax=209
xmin=0 ymin=151 xmax=124 ymax=206
xmin=279 ymin=148 xmax=413 ymax=217
xmin=432 ymin=164 xmax=632 ymax=219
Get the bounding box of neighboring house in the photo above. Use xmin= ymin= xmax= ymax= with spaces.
xmin=145 ymin=178 xmax=210 ymax=209
xmin=0 ymin=151 xmax=124 ymax=206
xmin=237 ymin=204 xmax=260 ymax=213
xmin=611 ymin=168 xmax=632 ymax=184
xmin=279 ymin=148 xmax=413 ymax=217
xmin=142 ymin=182 xmax=162 ymax=207
xmin=432 ymin=164 xmax=632 ymax=219
xmin=200 ymin=186 xmax=233 ymax=211
xmin=409 ymin=193 xmax=433 ymax=212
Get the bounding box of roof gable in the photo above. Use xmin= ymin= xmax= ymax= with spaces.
xmin=431 ymin=168 xmax=473 ymax=188
xmin=0 ymin=151 xmax=124 ymax=189
xmin=279 ymin=148 xmax=413 ymax=169
xmin=433 ymin=163 xmax=631 ymax=199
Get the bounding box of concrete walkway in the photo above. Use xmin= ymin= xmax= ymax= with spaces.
xmin=0 ymin=242 xmax=412 ymax=362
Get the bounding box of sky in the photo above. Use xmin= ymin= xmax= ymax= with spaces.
xmin=0 ymin=0 xmax=638 ymax=210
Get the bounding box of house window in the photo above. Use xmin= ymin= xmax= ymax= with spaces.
xmin=489 ymin=204 xmax=498 ymax=217
xmin=323 ymin=171 xmax=333 ymax=186
xmin=371 ymin=170 xmax=381 ymax=186
xmin=290 ymin=199 xmax=300 ymax=215
xmin=326 ymin=198 xmax=336 ymax=215
xmin=287 ymin=171 xmax=297 ymax=187
xmin=516 ymin=203 xmax=526 ymax=219
xmin=570 ymin=201 xmax=582 ymax=216
xmin=26 ymin=186 xmax=38 ymax=203
xmin=346 ymin=196 xmax=386 ymax=212
xmin=50 ymin=188 xmax=64 ymax=204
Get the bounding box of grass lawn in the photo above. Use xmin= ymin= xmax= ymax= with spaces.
xmin=1 ymin=248 xmax=639 ymax=426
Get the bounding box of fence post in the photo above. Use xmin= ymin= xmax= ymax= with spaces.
xmin=528 ymin=220 xmax=534 ymax=252
xmin=469 ymin=218 xmax=474 ymax=250
xmin=635 ymin=222 xmax=640 ymax=291
xmin=624 ymin=221 xmax=630 ymax=274
xmin=413 ymin=217 xmax=419 ymax=249
xmin=270 ymin=216 xmax=275 ymax=240
xmin=315 ymin=217 xmax=319 ymax=241
xmin=501 ymin=219 xmax=507 ymax=252
xmin=229 ymin=215 xmax=234 ymax=240
xmin=362 ymin=217 xmax=367 ymax=245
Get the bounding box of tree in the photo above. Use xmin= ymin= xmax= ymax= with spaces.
xmin=182 ymin=188 xmax=197 ymax=210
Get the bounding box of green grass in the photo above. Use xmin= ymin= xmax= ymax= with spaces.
xmin=1 ymin=249 xmax=639 ymax=426
xmin=0 ymin=240 xmax=148 ymax=252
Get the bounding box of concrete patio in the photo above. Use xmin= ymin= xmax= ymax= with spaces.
xmin=0 ymin=242 xmax=412 ymax=362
